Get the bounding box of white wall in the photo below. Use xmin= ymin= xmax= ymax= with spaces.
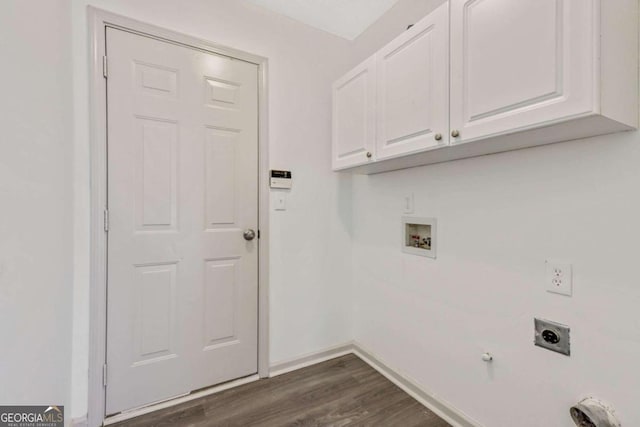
xmin=7 ymin=1 xmax=638 ymax=425
xmin=0 ymin=0 xmax=74 ymax=412
xmin=349 ymin=2 xmax=640 ymax=426
xmin=70 ymin=0 xmax=354 ymax=420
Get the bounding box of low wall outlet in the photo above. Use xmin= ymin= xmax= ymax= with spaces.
xmin=534 ymin=318 xmax=570 ymax=356
xmin=546 ymin=261 xmax=572 ymax=296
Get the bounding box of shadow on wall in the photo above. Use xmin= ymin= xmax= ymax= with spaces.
xmin=336 ymin=172 xmax=354 ymax=236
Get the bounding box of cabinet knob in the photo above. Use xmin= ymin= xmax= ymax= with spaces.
xmin=366 ymin=151 xmax=372 ymax=158
xmin=451 ymin=130 xmax=460 ymax=138
xmin=434 ymin=133 xmax=442 ymax=141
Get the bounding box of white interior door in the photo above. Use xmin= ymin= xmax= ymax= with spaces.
xmin=375 ymin=2 xmax=449 ymax=160
xmin=106 ymin=28 xmax=259 ymax=414
xmin=450 ymin=0 xmax=594 ymax=144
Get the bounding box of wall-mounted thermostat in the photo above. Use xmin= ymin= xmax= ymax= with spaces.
xmin=270 ymin=170 xmax=292 ymax=189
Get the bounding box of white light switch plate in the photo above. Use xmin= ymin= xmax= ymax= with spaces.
xmin=546 ymin=261 xmax=572 ymax=296
xmin=274 ymin=192 xmax=286 ymax=211
xmin=403 ymin=193 xmax=414 ymax=214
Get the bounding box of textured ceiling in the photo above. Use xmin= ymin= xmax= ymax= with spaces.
xmin=245 ymin=0 xmax=401 ymax=40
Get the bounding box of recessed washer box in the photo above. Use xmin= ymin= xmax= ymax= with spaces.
xmin=402 ymin=217 xmax=436 ymax=258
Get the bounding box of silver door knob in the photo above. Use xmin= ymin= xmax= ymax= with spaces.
xmin=434 ymin=133 xmax=442 ymax=141
xmin=243 ymin=229 xmax=256 ymax=241
xmin=366 ymin=151 xmax=372 ymax=158
xmin=451 ymin=129 xmax=460 ymax=138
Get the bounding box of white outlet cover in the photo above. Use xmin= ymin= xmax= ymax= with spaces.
xmin=545 ymin=261 xmax=572 ymax=296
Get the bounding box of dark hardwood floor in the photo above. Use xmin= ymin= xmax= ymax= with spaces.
xmin=112 ymin=354 xmax=451 ymax=427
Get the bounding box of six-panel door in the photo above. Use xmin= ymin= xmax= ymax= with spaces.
xmin=376 ymin=2 xmax=449 ymax=160
xmin=449 ymin=0 xmax=595 ymax=144
xmin=332 ymin=56 xmax=376 ymax=170
xmin=106 ymin=28 xmax=259 ymax=414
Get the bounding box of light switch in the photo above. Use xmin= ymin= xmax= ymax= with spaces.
xmin=403 ymin=193 xmax=414 ymax=214
xmin=274 ymin=192 xmax=286 ymax=211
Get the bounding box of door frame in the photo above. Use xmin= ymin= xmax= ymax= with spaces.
xmin=88 ymin=7 xmax=270 ymax=426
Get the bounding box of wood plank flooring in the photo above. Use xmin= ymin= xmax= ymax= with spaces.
xmin=111 ymin=354 xmax=451 ymax=427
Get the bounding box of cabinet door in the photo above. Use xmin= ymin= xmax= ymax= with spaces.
xmin=332 ymin=56 xmax=376 ymax=170
xmin=450 ymin=0 xmax=595 ymax=144
xmin=376 ymin=2 xmax=449 ymax=160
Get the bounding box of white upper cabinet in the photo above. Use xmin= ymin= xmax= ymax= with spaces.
xmin=332 ymin=0 xmax=638 ymax=173
xmin=376 ymin=2 xmax=449 ymax=160
xmin=332 ymin=56 xmax=376 ymax=170
xmin=451 ymin=0 xmax=594 ymax=143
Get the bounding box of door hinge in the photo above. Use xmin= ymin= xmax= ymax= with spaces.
xmin=103 ymin=208 xmax=109 ymax=232
xmin=102 ymin=364 xmax=108 ymax=387
xmin=102 ymin=55 xmax=108 ymax=79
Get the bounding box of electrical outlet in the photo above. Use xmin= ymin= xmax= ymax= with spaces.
xmin=545 ymin=261 xmax=572 ymax=296
xmin=534 ymin=318 xmax=570 ymax=356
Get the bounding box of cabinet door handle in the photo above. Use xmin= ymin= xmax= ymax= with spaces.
xmin=366 ymin=151 xmax=372 ymax=158
xmin=434 ymin=133 xmax=442 ymax=141
xmin=451 ymin=130 xmax=460 ymax=138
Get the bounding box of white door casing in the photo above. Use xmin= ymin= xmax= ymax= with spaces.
xmin=106 ymin=28 xmax=259 ymax=414
xmin=376 ymin=1 xmax=449 ymax=160
xmin=450 ymin=0 xmax=595 ymax=144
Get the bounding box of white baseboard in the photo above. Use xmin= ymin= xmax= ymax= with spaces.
xmin=103 ymin=374 xmax=259 ymax=425
xmin=271 ymin=341 xmax=481 ymax=427
xmin=268 ymin=342 xmax=356 ymax=377
xmin=352 ymin=342 xmax=482 ymax=427
xmin=101 ymin=343 xmax=353 ymax=426
xmin=99 ymin=342 xmax=480 ymax=427
xmin=70 ymin=415 xmax=88 ymax=427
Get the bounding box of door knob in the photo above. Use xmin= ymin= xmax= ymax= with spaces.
xmin=451 ymin=129 xmax=460 ymax=138
xmin=434 ymin=133 xmax=442 ymax=141
xmin=243 ymin=229 xmax=256 ymax=241
xmin=366 ymin=151 xmax=372 ymax=158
